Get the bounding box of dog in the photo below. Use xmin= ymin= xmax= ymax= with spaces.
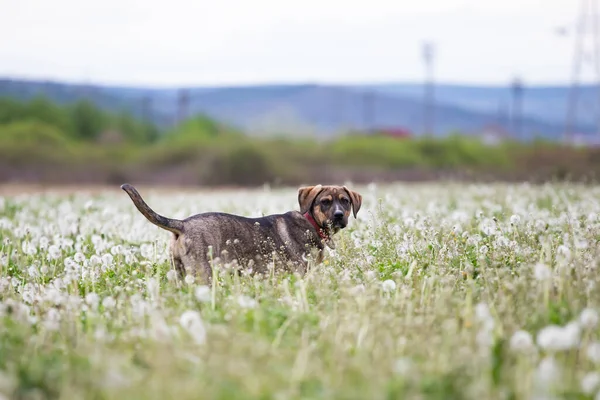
xmin=120 ymin=183 xmax=362 ymax=282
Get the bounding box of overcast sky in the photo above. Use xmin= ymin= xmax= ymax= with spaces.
xmin=0 ymin=0 xmax=593 ymax=87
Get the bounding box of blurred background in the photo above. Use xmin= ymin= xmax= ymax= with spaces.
xmin=1 ymin=0 xmax=600 ymax=187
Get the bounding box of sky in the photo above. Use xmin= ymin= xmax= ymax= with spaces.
xmin=0 ymin=0 xmax=594 ymax=87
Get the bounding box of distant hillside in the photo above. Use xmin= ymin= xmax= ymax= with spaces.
xmin=0 ymin=78 xmax=597 ymax=140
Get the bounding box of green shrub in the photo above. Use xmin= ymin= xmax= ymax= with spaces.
xmin=206 ymin=143 xmax=274 ymax=186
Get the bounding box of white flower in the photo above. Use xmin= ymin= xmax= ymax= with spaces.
xmin=535 ymin=356 xmax=561 ymax=386
xmin=146 ymin=278 xmax=160 ymax=299
xmin=179 ymin=310 xmax=206 ymax=345
xmin=110 ymin=245 xmax=122 ymax=256
xmin=43 ymin=308 xmax=61 ymax=331
xmin=194 ymin=286 xmax=211 ymax=303
xmin=479 ymin=218 xmax=496 ymax=236
xmin=579 ymin=308 xmax=599 ymax=329
xmin=392 ymin=357 xmax=412 ymax=375
xmin=73 ymin=252 xmax=86 ymax=263
xmin=21 ymin=241 xmax=37 ymax=256
xmin=38 ymin=236 xmax=49 ymax=250
xmin=27 ymin=266 xmax=39 ymax=278
xmin=166 ymin=270 xmax=177 ymax=282
xmin=586 ymin=342 xmax=600 ymax=364
xmin=510 ymin=330 xmax=534 ymax=352
xmin=581 ymin=372 xmax=600 ymax=395
xmin=101 ymin=253 xmax=114 ymax=267
xmin=349 ymin=284 xmax=366 ymax=295
xmin=534 ymin=263 xmax=552 ymax=281
xmin=556 ymin=245 xmax=572 ymax=264
xmin=381 ymin=279 xmax=396 ymax=293
xmin=476 ymin=329 xmax=494 ymax=348
xmin=537 ymin=322 xmax=581 ymax=351
xmin=535 ymin=219 xmax=547 ymax=232
xmin=184 ymin=275 xmax=195 ymax=285
xmin=237 ymin=295 xmax=257 ymax=309
xmin=364 ymin=270 xmax=377 ymax=281
xmin=85 ymin=292 xmax=100 ymax=308
xmin=102 ymin=296 xmax=116 ymax=310
xmin=475 ymin=302 xmax=491 ymax=321
xmin=510 ymin=214 xmax=521 ymax=225
xmin=140 ymin=244 xmax=154 ymax=259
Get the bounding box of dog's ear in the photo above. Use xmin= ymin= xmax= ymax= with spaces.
xmin=298 ymin=185 xmax=323 ymax=214
xmin=343 ymin=186 xmax=363 ymax=218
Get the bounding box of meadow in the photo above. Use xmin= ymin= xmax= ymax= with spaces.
xmin=1 ymin=182 xmax=600 ymax=399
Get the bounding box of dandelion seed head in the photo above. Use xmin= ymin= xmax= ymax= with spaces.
xmin=510 ymin=330 xmax=534 ymax=353
xmin=581 ymin=372 xmax=600 ymax=395
xmin=579 ymin=308 xmax=599 ymax=329
xmin=194 ymin=286 xmax=211 ymax=303
xmin=381 ymin=279 xmax=396 ymax=293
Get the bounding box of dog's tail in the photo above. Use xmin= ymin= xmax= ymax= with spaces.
xmin=120 ymin=183 xmax=184 ymax=236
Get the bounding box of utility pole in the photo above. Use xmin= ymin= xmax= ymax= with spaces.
xmin=141 ymin=95 xmax=152 ymax=123
xmin=511 ymin=77 xmax=524 ymax=139
xmin=177 ymin=88 xmax=190 ymax=125
xmin=422 ymin=41 xmax=435 ymax=136
xmin=564 ymin=0 xmax=600 ymax=144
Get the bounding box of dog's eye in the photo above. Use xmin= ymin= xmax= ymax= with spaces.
xmin=341 ymin=197 xmax=350 ymax=205
xmin=321 ymin=198 xmax=331 ymax=206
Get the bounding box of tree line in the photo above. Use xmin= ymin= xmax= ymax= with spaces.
xmin=0 ymin=96 xmax=159 ymax=144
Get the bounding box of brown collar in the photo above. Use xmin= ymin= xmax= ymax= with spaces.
xmin=303 ymin=212 xmax=329 ymax=241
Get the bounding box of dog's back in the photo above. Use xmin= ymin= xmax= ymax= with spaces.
xmin=121 ymin=184 xmax=323 ymax=280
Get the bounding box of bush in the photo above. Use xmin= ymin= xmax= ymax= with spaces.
xmin=206 ymin=144 xmax=274 ymax=186
xmin=0 ymin=120 xmax=70 ymax=148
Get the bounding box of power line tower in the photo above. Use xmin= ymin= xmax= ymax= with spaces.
xmin=565 ymin=0 xmax=600 ymax=144
xmin=511 ymin=77 xmax=524 ymax=139
xmin=141 ymin=95 xmax=152 ymax=123
xmin=177 ymin=88 xmax=190 ymax=125
xmin=422 ymin=41 xmax=436 ymax=136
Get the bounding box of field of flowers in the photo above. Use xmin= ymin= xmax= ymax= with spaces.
xmin=1 ymin=182 xmax=600 ymax=399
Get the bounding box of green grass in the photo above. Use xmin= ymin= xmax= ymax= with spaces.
xmin=0 ymin=182 xmax=600 ymax=399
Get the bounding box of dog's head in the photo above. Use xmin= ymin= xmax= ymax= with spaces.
xmin=298 ymin=185 xmax=362 ymax=235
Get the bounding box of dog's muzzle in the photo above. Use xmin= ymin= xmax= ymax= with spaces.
xmin=331 ymin=211 xmax=347 ymax=230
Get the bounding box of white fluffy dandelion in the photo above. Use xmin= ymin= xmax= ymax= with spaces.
xmin=537 ymin=322 xmax=581 ymax=351
xmin=166 ymin=270 xmax=177 ymax=282
xmin=194 ymin=285 xmax=211 ymax=303
xmin=579 ymin=308 xmax=599 ymax=329
xmin=586 ymin=342 xmax=600 ymax=364
xmin=534 ymin=263 xmax=552 ymax=281
xmin=101 ymin=296 xmax=116 ymax=310
xmin=381 ymin=279 xmax=396 ymax=293
xmin=535 ymin=356 xmax=561 ymax=386
xmin=510 ymin=214 xmax=521 ymax=225
xmin=179 ymin=310 xmax=206 ymax=345
xmin=392 ymin=357 xmax=412 ymax=375
xmin=581 ymin=372 xmax=600 ymax=395
xmin=237 ymin=295 xmax=257 ymax=309
xmin=509 ymin=330 xmax=534 ymax=353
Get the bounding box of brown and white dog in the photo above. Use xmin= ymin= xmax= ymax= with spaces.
xmin=121 ymin=184 xmax=362 ymax=282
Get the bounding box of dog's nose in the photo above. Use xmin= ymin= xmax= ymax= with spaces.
xmin=334 ymin=210 xmax=344 ymax=219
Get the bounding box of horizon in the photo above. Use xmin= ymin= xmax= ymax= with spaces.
xmin=0 ymin=74 xmax=595 ymax=90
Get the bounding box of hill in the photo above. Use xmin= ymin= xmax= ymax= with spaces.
xmin=0 ymin=78 xmax=596 ymax=140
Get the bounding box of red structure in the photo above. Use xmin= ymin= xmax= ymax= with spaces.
xmin=376 ymin=127 xmax=413 ymax=139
